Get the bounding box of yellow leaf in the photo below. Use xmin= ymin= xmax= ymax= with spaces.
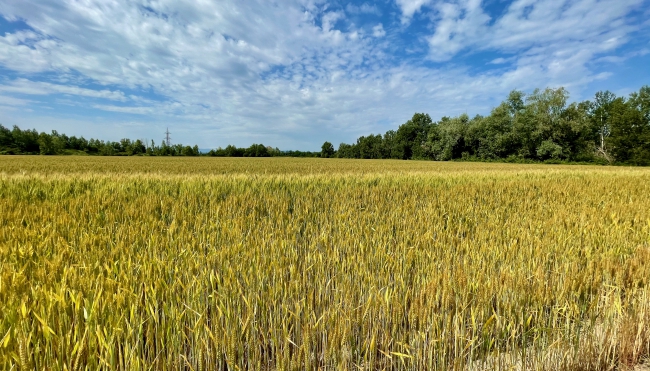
xmin=20 ymin=302 xmax=28 ymax=319
xmin=33 ymin=313 xmax=56 ymax=337
xmin=1 ymin=328 xmax=10 ymax=348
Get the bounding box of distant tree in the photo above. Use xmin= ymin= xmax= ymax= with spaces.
xmin=99 ymin=141 xmax=116 ymax=156
xmin=588 ymin=90 xmax=617 ymax=162
xmin=277 ymin=149 xmax=319 ymax=157
xmin=120 ymin=138 xmax=133 ymax=154
xmin=393 ymin=113 xmax=432 ymax=159
xmin=607 ymin=96 xmax=650 ymax=165
xmin=465 ymin=104 xmax=515 ymax=159
xmin=38 ymin=132 xmax=64 ymax=155
xmin=68 ymin=135 xmax=88 ymax=151
xmin=12 ymin=126 xmax=40 ymax=154
xmin=0 ymin=124 xmax=16 ymax=154
xmin=381 ymin=130 xmax=397 ymax=159
xmin=536 ymin=140 xmax=563 ymax=160
xmin=556 ymin=102 xmax=594 ymax=161
xmin=357 ymin=135 xmax=384 ymax=159
xmin=629 ymin=85 xmax=650 ymax=122
xmin=320 ymin=141 xmax=335 ymax=158
xmin=244 ymin=143 xmax=270 ymax=157
xmin=147 ymin=140 xmax=156 ymax=155
xmin=224 ymin=145 xmax=243 ymax=157
xmin=336 ymin=142 xmax=358 ymax=158
xmin=425 ymin=114 xmax=470 ymax=161
xmin=87 ymin=138 xmax=101 ymax=154
xmin=507 ymin=90 xmax=526 ymax=116
xmin=131 ymin=139 xmax=146 ymax=155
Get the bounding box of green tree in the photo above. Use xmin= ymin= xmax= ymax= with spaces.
xmin=244 ymin=144 xmax=270 ymax=157
xmin=120 ymin=138 xmax=133 ymax=154
xmin=357 ymin=135 xmax=384 ymax=159
xmin=0 ymin=124 xmax=16 ymax=154
xmin=629 ymin=85 xmax=650 ymax=123
xmin=320 ymin=141 xmax=335 ymax=158
xmin=607 ymin=97 xmax=650 ymax=165
xmin=336 ymin=143 xmax=358 ymax=158
xmin=507 ymin=90 xmax=525 ymax=116
xmin=536 ymin=140 xmax=563 ymax=160
xmin=556 ymin=102 xmax=594 ymax=161
xmin=38 ymin=132 xmax=64 ymax=155
xmin=224 ymin=145 xmax=243 ymax=157
xmin=131 ymin=139 xmax=146 ymax=155
xmin=465 ymin=104 xmax=515 ymax=159
xmin=425 ymin=114 xmax=470 ymax=160
xmin=12 ymin=126 xmax=40 ymax=154
xmin=393 ymin=113 xmax=432 ymax=159
xmin=587 ymin=90 xmax=617 ymax=162
xmin=509 ymin=87 xmax=570 ymax=159
xmin=181 ymin=145 xmax=195 ymax=156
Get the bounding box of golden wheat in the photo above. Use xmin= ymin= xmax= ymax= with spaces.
xmin=0 ymin=156 xmax=649 ymax=370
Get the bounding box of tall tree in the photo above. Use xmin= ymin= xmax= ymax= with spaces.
xmin=393 ymin=113 xmax=432 ymax=159
xmin=588 ymin=90 xmax=617 ymax=162
xmin=607 ymin=96 xmax=650 ymax=165
xmin=425 ymin=114 xmax=471 ymax=160
xmin=466 ymin=104 xmax=515 ymax=159
xmin=320 ymin=141 xmax=335 ymax=158
xmin=337 ymin=143 xmax=358 ymax=158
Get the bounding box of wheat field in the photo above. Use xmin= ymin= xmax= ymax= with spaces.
xmin=1 ymin=156 xmax=649 ymax=370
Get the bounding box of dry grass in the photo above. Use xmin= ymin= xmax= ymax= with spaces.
xmin=1 ymin=156 xmax=649 ymax=370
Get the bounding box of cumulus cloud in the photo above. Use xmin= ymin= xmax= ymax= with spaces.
xmin=395 ymin=0 xmax=433 ymax=23
xmin=425 ymin=0 xmax=644 ymax=61
xmin=419 ymin=0 xmax=648 ymax=95
xmin=426 ymin=0 xmax=491 ymax=61
xmin=372 ymin=24 xmax=386 ymax=37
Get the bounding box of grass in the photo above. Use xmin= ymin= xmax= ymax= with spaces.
xmin=1 ymin=156 xmax=649 ymax=370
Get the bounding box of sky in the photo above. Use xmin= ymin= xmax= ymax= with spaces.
xmin=0 ymin=0 xmax=649 ymax=150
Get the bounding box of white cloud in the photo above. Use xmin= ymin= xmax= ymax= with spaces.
xmin=321 ymin=11 xmax=345 ymax=33
xmin=489 ymin=57 xmax=510 ymax=64
xmin=596 ymin=48 xmax=650 ymax=64
xmin=434 ymin=0 xmax=642 ymax=56
xmin=486 ymin=0 xmax=643 ymax=52
xmin=0 ymin=95 xmax=33 ymax=106
xmin=395 ymin=0 xmax=433 ymax=23
xmin=346 ymin=3 xmax=382 ymax=15
xmin=92 ymin=105 xmax=154 ymax=115
xmin=0 ymin=79 xmax=127 ymax=101
xmin=420 ymin=0 xmax=647 ymax=92
xmin=372 ymin=24 xmax=386 ymax=37
xmin=427 ymin=0 xmax=491 ymax=61
xmin=0 ymin=30 xmax=55 ymax=73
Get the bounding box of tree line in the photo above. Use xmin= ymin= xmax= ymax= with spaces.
xmin=322 ymin=86 xmax=650 ymax=165
xmin=206 ymin=145 xmax=318 ymax=158
xmin=0 ymin=126 xmax=203 ymax=156
xmin=0 ymin=125 xmax=320 ymax=157
xmin=1 ymin=85 xmax=648 ymax=163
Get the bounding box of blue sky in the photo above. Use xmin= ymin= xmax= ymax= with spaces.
xmin=0 ymin=0 xmax=649 ymax=150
